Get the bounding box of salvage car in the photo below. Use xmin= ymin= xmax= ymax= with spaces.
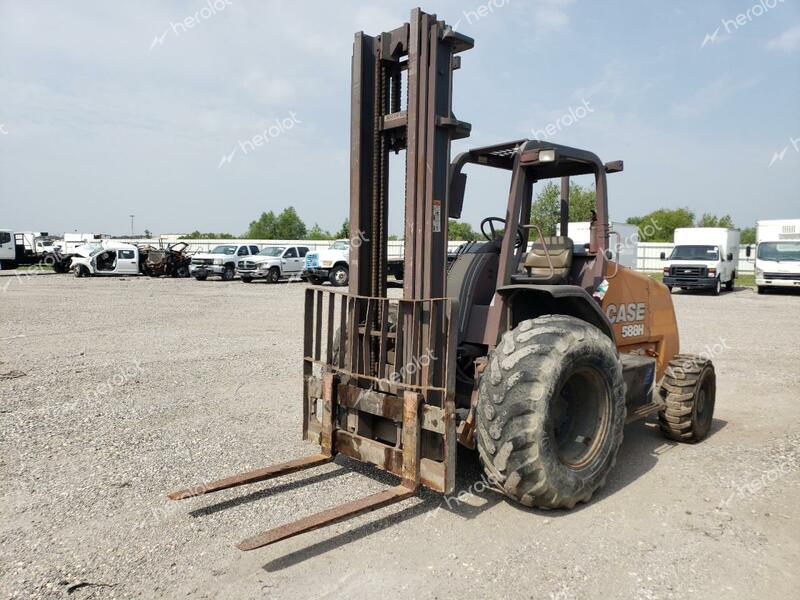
xmin=189 ymin=243 xmax=260 ymax=281
xmin=71 ymin=241 xmax=141 ymax=277
xmin=141 ymin=242 xmax=192 ymax=278
xmin=237 ymin=245 xmax=310 ymax=283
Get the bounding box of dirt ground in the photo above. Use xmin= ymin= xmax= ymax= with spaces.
xmin=1 ymin=272 xmax=798 ymax=599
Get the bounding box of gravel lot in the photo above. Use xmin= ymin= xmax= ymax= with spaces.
xmin=1 ymin=273 xmax=798 ymax=599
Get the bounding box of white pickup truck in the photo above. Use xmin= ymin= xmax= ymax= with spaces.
xmin=71 ymin=241 xmax=142 ymax=277
xmin=303 ymin=239 xmax=405 ymax=286
xmin=189 ymin=243 xmax=261 ymax=281
xmin=750 ymin=219 xmax=800 ymax=294
xmin=236 ymin=245 xmax=310 ymax=283
xmin=661 ymin=227 xmax=740 ymax=295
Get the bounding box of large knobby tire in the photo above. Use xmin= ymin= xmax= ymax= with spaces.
xmin=658 ymin=355 xmax=716 ymax=442
xmin=476 ymin=315 xmax=626 ymax=509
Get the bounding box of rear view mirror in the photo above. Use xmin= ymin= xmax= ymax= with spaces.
xmin=746 ymin=245 xmax=752 ymax=258
xmin=449 ymin=172 xmax=467 ymax=219
xmin=727 ymin=253 xmax=733 ymax=262
xmin=660 ymin=252 xmax=666 ymax=260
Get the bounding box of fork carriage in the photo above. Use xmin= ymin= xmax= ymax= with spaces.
xmin=303 ymin=288 xmax=457 ymax=493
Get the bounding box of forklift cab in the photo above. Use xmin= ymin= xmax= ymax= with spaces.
xmin=446 ymin=140 xmax=624 ymax=350
xmin=449 ymin=139 xmax=623 ymax=291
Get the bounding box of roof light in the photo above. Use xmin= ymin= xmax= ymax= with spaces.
xmin=539 ymin=149 xmax=556 ymax=162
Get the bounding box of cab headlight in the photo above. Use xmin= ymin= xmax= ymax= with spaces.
xmin=707 ymin=268 xmax=716 ymax=277
xmin=322 ymin=260 xmax=333 ymax=267
xmin=214 ymin=258 xmax=223 ymax=266
xmin=756 ymin=268 xmax=764 ymax=277
xmin=258 ymin=263 xmax=270 ymax=270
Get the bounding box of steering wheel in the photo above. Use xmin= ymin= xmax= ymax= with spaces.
xmin=480 ymin=217 xmax=525 ymax=249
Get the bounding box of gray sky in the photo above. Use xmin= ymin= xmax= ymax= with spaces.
xmin=1 ymin=0 xmax=799 ymax=237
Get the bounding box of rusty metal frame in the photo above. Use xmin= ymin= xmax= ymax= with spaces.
xmin=168 ymin=9 xmax=470 ymax=552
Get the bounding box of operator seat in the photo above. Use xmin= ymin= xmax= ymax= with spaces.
xmin=511 ymin=236 xmax=574 ymax=285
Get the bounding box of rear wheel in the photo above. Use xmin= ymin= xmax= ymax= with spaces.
xmin=476 ymin=315 xmax=626 ymax=509
xmin=658 ymin=355 xmax=716 ymax=442
xmin=725 ymin=273 xmax=735 ymax=291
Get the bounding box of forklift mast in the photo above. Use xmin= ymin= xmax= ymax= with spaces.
xmin=348 ymin=8 xmax=473 ymax=301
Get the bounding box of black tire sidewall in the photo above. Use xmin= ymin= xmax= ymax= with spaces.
xmin=476 ymin=316 xmax=625 ymax=508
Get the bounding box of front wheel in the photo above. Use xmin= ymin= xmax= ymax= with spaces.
xmin=757 ymin=286 xmax=766 ymax=295
xmin=194 ymin=275 xmax=207 ymax=281
xmin=221 ymin=265 xmax=235 ymax=281
xmin=711 ymin=277 xmax=721 ymax=296
xmin=476 ymin=315 xmax=626 ymax=509
xmin=74 ymin=265 xmax=89 ymax=278
xmin=176 ymin=265 xmax=190 ymax=278
xmin=266 ymin=267 xmax=280 ymax=283
xmin=329 ymin=265 xmax=349 ymax=287
xmin=241 ymin=276 xmax=252 ymax=284
xmin=307 ymin=275 xmax=323 ymax=285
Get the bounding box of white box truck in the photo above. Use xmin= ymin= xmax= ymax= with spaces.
xmin=750 ymin=219 xmax=800 ymax=294
xmin=568 ymin=221 xmax=639 ymax=269
xmin=661 ymin=228 xmax=740 ymax=295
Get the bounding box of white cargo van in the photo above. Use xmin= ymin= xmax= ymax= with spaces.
xmin=750 ymin=219 xmax=800 ymax=294
xmin=661 ymin=228 xmax=740 ymax=295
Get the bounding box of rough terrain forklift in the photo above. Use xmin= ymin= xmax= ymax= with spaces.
xmin=169 ymin=8 xmax=716 ymax=551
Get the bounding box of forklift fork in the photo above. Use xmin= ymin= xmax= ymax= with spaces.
xmin=168 ymin=374 xmax=423 ymax=551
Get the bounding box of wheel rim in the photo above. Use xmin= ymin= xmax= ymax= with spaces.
xmin=334 ymin=269 xmax=347 ymax=285
xmin=551 ymin=366 xmax=612 ymax=470
xmin=694 ymin=372 xmax=714 ymax=431
xmin=269 ymin=270 xmax=279 ymax=282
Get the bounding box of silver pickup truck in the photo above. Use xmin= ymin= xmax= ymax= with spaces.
xmin=236 ymin=245 xmax=310 ymax=283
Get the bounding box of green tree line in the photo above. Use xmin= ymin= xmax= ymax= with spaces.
xmin=181 ymin=198 xmax=756 ymax=244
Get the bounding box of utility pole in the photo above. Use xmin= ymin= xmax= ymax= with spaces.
xmin=129 ymin=214 xmax=135 ymax=237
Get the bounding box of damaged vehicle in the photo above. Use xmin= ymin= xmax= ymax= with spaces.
xmin=71 ymin=241 xmax=141 ymax=277
xmin=141 ymin=242 xmax=192 ymax=278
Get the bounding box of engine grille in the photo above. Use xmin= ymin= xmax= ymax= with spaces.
xmin=669 ymin=265 xmax=707 ymax=277
xmin=763 ymin=272 xmax=800 ymax=281
xmin=238 ymin=260 xmax=256 ymax=270
xmin=192 ymin=258 xmax=213 ymax=266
